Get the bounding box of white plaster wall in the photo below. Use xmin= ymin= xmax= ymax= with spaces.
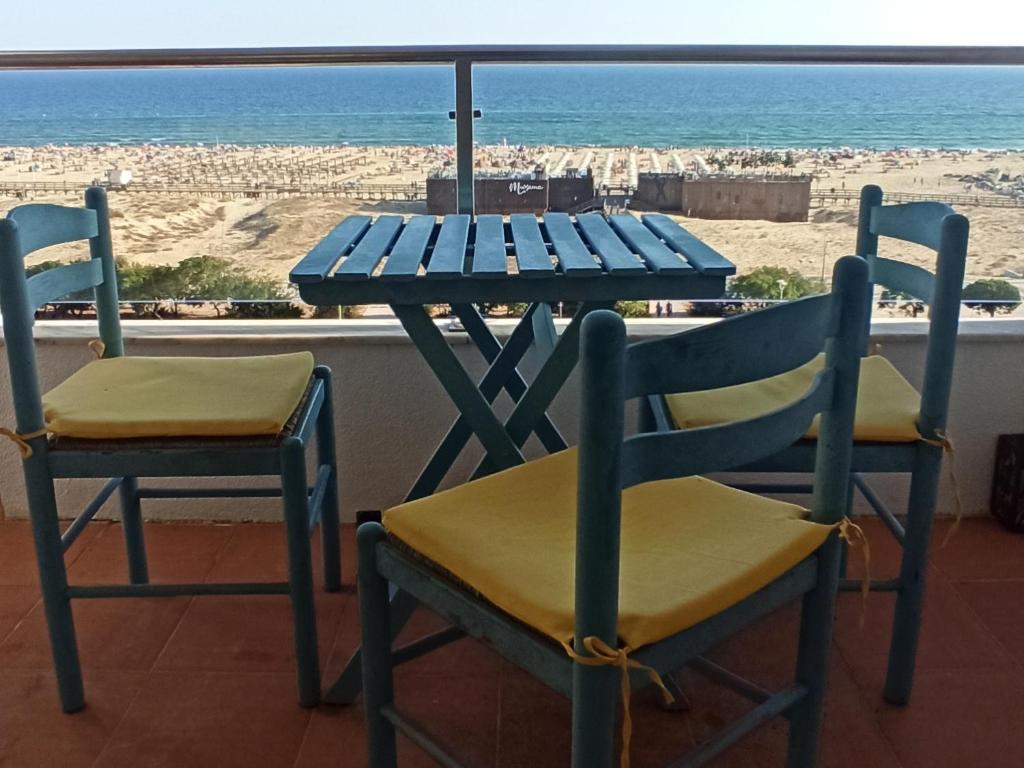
xmin=0 ymin=317 xmax=1021 ymax=523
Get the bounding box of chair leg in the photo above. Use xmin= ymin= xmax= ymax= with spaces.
xmin=885 ymin=448 xmax=941 ymax=705
xmin=571 ymin=651 xmax=619 ymax=768
xmin=119 ymin=476 xmax=149 ymax=585
xmin=281 ymin=438 xmax=321 ymax=707
xmin=25 ymin=465 xmax=84 ymax=713
xmin=787 ymin=537 xmax=841 ymax=768
xmin=358 ymin=522 xmax=397 ymax=768
xmin=314 ymin=366 xmax=342 ymax=592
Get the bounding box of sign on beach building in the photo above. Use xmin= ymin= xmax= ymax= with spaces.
xmin=426 ymin=176 xmax=595 ymax=215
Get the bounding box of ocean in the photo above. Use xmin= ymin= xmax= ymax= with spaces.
xmin=0 ymin=64 xmax=1022 ymax=149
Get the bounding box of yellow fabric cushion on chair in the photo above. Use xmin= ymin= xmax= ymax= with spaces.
xmin=41 ymin=352 xmax=315 ymax=439
xmin=665 ymin=354 xmax=921 ymax=443
xmin=383 ymin=449 xmax=833 ymax=650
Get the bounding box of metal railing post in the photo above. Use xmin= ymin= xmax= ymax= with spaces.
xmin=454 ymin=58 xmax=475 ymax=216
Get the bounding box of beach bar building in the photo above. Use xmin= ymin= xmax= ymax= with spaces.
xmin=427 ymin=172 xmax=595 ymax=214
xmin=635 ymin=173 xmax=812 ymax=221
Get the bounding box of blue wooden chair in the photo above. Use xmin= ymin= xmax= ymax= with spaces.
xmin=0 ymin=187 xmax=341 ymax=713
xmin=357 ymin=255 xmax=868 ymax=767
xmin=657 ymin=184 xmax=969 ymax=704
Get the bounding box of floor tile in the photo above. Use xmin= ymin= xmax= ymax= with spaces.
xmin=877 ymin=669 xmax=1024 ymax=768
xmin=0 ymin=519 xmax=102 ymax=587
xmin=0 ymin=596 xmax=190 ymax=671
xmin=0 ymin=585 xmax=39 ymax=643
xmin=67 ymin=521 xmax=235 ymax=585
xmin=93 ymin=671 xmax=311 ymax=768
xmin=203 ymin=521 xmax=343 ymax=588
xmin=832 ymin=567 xmax=1014 ymax=693
xmin=154 ymin=591 xmax=346 ymax=675
xmin=0 ymin=668 xmax=145 ymax=768
xmin=930 ymin=518 xmax=1024 ymax=582
xmin=952 ymin=580 xmax=1024 ymax=669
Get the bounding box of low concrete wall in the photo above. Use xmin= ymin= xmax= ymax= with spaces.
xmin=1 ymin=318 xmax=1021 ymax=524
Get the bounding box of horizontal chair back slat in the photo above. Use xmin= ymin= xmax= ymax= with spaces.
xmin=868 ymin=255 xmax=936 ymax=304
xmin=26 ymin=259 xmax=104 ymax=311
xmin=623 ymin=293 xmax=834 ymax=400
xmin=869 ymin=201 xmax=955 ymax=251
xmin=7 ymin=204 xmax=98 ymax=255
xmin=621 ymin=369 xmax=834 ymax=487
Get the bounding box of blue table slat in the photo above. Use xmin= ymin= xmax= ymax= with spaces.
xmin=290 ymin=215 xmax=371 ymax=283
xmin=381 ymin=216 xmax=435 ymax=280
xmin=609 ymin=214 xmax=693 ymax=274
xmin=334 ymin=216 xmax=403 ymax=281
xmin=542 ymin=213 xmax=601 ymax=276
xmin=427 ymin=215 xmax=471 ymax=278
xmin=575 ymin=213 xmax=646 ymax=275
xmin=471 ymin=215 xmax=508 ymax=278
xmin=509 ymin=215 xmax=555 ymax=277
xmin=641 ymin=214 xmax=736 ymax=275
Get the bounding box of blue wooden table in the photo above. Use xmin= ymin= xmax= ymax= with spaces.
xmin=289 ymin=210 xmax=735 ymax=703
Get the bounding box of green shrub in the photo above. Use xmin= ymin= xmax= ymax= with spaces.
xmin=962 ymin=279 xmax=1021 ymax=317
xmin=614 ymin=300 xmax=650 ymax=318
xmin=729 ymin=266 xmax=823 ymax=301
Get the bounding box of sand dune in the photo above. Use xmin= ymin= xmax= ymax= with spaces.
xmin=2 ymin=145 xmax=1021 ymax=287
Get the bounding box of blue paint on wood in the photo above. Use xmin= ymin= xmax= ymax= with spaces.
xmin=7 ymin=204 xmax=98 ymax=255
xmin=870 ymin=201 xmax=955 ymax=251
xmin=640 ymin=214 xmax=736 ymax=275
xmin=575 ymin=213 xmax=645 ymax=275
xmin=426 ymin=215 xmax=470 ymax=278
xmin=291 ymin=215 xmax=371 ymax=283
xmin=471 ymin=214 xmax=508 ymax=278
xmin=542 ymin=213 xmax=601 ymax=276
xmin=335 ymin=216 xmax=403 ymax=281
xmin=380 ymin=216 xmax=434 ymax=280
xmin=608 ymin=213 xmax=693 ymax=274
xmin=509 ymin=214 xmax=555 ymax=277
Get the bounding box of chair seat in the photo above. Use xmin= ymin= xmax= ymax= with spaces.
xmin=665 ymin=354 xmax=922 ymax=443
xmin=41 ymin=352 xmax=314 ymax=440
xmin=383 ymin=449 xmax=834 ymax=650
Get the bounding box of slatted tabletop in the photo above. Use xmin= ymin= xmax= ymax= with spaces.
xmin=291 ymin=212 xmax=734 ymax=305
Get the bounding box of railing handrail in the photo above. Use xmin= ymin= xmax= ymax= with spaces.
xmin=1 ymin=44 xmax=1023 ymax=70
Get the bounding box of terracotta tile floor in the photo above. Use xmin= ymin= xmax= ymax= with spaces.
xmin=1 ymin=516 xmax=1022 ymax=768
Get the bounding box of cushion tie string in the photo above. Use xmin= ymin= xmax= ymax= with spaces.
xmin=561 ymin=636 xmax=674 ymax=768
xmin=0 ymin=427 xmax=48 ymax=459
xmin=918 ymin=429 xmax=963 ymax=547
xmin=837 ymin=517 xmax=871 ymax=628
xmin=88 ymin=339 xmax=106 ymax=359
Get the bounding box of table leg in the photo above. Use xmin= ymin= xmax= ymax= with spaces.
xmin=454 ymin=303 xmax=566 ymax=454
xmin=391 ymin=304 xmax=525 ymax=473
xmin=474 ymin=301 xmax=613 ymax=478
xmin=406 ymin=303 xmax=559 ymax=501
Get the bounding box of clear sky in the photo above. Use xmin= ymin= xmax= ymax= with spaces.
xmin=1 ymin=0 xmax=1022 ymax=50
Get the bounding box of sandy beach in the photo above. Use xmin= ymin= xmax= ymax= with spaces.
xmin=1 ymin=144 xmax=1022 ymax=293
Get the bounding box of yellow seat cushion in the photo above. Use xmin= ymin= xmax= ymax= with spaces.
xmin=41 ymin=352 xmax=314 ymax=439
xmin=665 ymin=355 xmax=922 ymax=443
xmin=383 ymin=449 xmax=834 ymax=650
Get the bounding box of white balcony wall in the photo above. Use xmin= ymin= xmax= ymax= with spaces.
xmin=1 ymin=318 xmax=1022 ymax=524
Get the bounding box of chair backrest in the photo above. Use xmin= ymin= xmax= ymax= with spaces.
xmin=855 ymin=184 xmax=969 ymax=437
xmin=0 ymin=186 xmax=124 ymax=437
xmin=573 ymin=255 xmax=868 ymax=650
